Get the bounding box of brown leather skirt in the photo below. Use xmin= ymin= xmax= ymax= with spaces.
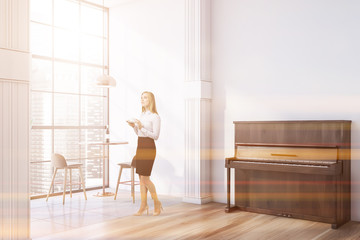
xmin=131 ymin=137 xmax=156 ymax=176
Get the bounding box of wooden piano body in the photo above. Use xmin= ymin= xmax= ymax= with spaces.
xmin=225 ymin=121 xmax=351 ymax=229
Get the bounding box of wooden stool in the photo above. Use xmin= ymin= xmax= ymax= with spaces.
xmin=46 ymin=153 xmax=87 ymax=204
xmin=114 ymin=162 xmax=140 ymax=203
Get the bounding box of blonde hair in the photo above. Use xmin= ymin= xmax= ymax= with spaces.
xmin=141 ymin=91 xmax=158 ymax=114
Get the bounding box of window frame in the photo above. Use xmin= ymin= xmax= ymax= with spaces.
xmin=30 ymin=0 xmax=111 ymax=198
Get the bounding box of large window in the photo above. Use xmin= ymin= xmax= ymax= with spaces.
xmin=30 ymin=0 xmax=109 ymax=197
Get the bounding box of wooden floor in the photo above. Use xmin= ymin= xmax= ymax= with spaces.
xmin=38 ymin=202 xmax=360 ymax=240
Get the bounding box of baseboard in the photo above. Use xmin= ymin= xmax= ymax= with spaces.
xmin=182 ymin=195 xmax=212 ymax=204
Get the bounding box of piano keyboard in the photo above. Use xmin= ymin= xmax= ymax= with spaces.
xmin=234 ymin=158 xmax=335 ymax=166
xmin=234 ymin=160 xmax=333 ymax=168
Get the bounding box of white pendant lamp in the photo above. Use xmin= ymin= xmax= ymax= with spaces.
xmin=96 ymin=74 xmax=116 ymax=88
xmin=96 ymin=0 xmax=116 ymax=88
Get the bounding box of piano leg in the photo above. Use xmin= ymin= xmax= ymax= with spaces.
xmin=225 ymin=167 xmax=231 ymax=212
xmin=225 ymin=167 xmax=237 ymax=213
xmin=331 ymin=224 xmax=338 ymax=229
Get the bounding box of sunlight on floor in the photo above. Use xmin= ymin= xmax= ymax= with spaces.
xmin=30 ymin=189 xmax=181 ymax=239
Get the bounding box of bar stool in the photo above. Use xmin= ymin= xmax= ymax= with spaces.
xmin=114 ymin=162 xmax=140 ymax=203
xmin=46 ymin=153 xmax=87 ymax=204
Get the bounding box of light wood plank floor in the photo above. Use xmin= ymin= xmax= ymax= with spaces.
xmin=38 ymin=202 xmax=360 ymax=240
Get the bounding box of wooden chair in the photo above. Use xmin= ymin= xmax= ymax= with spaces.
xmin=114 ymin=162 xmax=140 ymax=203
xmin=46 ymin=153 xmax=87 ymax=204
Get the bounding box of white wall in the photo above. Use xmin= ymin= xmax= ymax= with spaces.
xmin=108 ymin=0 xmax=185 ymax=197
xmin=211 ymin=0 xmax=360 ymax=221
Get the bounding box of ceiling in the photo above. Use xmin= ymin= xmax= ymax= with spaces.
xmin=104 ymin=0 xmax=135 ymax=8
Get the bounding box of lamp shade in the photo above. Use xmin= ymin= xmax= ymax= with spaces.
xmin=96 ymin=74 xmax=116 ymax=88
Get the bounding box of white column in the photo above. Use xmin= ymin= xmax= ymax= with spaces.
xmin=183 ymin=0 xmax=212 ymax=204
xmin=0 ymin=0 xmax=30 ymax=239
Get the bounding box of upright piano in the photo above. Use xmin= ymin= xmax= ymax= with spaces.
xmin=225 ymin=120 xmax=351 ymax=229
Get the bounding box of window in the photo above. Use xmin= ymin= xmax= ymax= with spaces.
xmin=30 ymin=0 xmax=109 ymax=197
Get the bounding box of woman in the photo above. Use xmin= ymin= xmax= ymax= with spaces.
xmin=127 ymin=91 xmax=162 ymax=216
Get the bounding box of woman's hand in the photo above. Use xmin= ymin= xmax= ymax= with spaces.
xmin=135 ymin=119 xmax=143 ymax=129
xmin=126 ymin=120 xmax=135 ymax=128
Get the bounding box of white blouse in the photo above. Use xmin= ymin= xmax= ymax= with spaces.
xmin=133 ymin=111 xmax=161 ymax=140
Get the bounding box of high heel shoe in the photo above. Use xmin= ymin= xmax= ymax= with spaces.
xmin=153 ymin=202 xmax=163 ymax=216
xmin=133 ymin=205 xmax=149 ymax=216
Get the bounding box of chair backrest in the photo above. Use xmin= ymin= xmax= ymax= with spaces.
xmin=51 ymin=153 xmax=67 ymax=168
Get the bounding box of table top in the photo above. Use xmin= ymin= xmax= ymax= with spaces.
xmin=79 ymin=141 xmax=128 ymax=146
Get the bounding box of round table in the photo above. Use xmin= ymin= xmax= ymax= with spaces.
xmin=80 ymin=140 xmax=128 ymax=197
